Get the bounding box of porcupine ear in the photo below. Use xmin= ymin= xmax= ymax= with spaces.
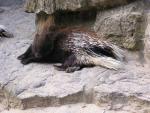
xmin=0 ymin=25 xmax=13 ymax=38
xmin=84 ymin=43 xmax=125 ymax=70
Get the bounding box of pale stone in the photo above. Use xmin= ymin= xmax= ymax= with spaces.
xmin=1 ymin=103 xmax=131 ymax=113
xmin=25 ymin=0 xmax=135 ymax=14
xmin=94 ymin=1 xmax=145 ymax=50
xmin=0 ymin=1 xmax=150 ymax=113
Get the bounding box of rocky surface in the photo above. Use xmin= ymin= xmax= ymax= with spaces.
xmin=27 ymin=0 xmax=147 ymax=51
xmin=1 ymin=103 xmax=133 ymax=113
xmin=144 ymin=10 xmax=150 ymax=63
xmin=0 ymin=25 xmax=14 ymax=38
xmin=94 ymin=1 xmax=145 ymax=50
xmin=0 ymin=1 xmax=150 ymax=113
xmin=25 ymin=0 xmax=135 ymax=14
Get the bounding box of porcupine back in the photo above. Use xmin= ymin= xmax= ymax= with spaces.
xmin=56 ymin=27 xmax=124 ymax=70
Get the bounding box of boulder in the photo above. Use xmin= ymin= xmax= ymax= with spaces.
xmin=0 ymin=25 xmax=14 ymax=38
xmin=25 ymin=0 xmax=135 ymax=14
xmin=94 ymin=1 xmax=145 ymax=50
xmin=0 ymin=1 xmax=150 ymax=113
xmin=144 ymin=9 xmax=150 ymax=63
xmin=25 ymin=0 xmax=145 ymax=50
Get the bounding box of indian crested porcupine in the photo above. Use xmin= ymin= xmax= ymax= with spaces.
xmin=18 ymin=25 xmax=124 ymax=73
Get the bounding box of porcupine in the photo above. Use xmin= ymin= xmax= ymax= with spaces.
xmin=18 ymin=25 xmax=124 ymax=73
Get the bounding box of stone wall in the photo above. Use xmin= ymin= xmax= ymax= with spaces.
xmin=25 ymin=0 xmax=135 ymax=14
xmin=94 ymin=1 xmax=145 ymax=50
xmin=25 ymin=0 xmax=147 ymax=50
xmin=1 ymin=0 xmax=150 ymax=112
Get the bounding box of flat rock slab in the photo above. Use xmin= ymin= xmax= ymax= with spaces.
xmin=1 ymin=103 xmax=139 ymax=113
xmin=94 ymin=1 xmax=145 ymax=50
xmin=25 ymin=0 xmax=135 ymax=14
xmin=0 ymin=6 xmax=150 ymax=113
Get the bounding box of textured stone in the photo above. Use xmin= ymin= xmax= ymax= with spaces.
xmin=1 ymin=103 xmax=133 ymax=113
xmin=0 ymin=25 xmax=14 ymax=38
xmin=25 ymin=0 xmax=135 ymax=14
xmin=0 ymin=7 xmax=150 ymax=111
xmin=94 ymin=1 xmax=145 ymax=50
xmin=25 ymin=0 xmax=55 ymax=14
xmin=144 ymin=11 xmax=150 ymax=63
xmin=0 ymin=1 xmax=150 ymax=113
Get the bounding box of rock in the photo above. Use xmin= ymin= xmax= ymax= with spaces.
xmin=0 ymin=1 xmax=150 ymax=113
xmin=144 ymin=10 xmax=150 ymax=63
xmin=25 ymin=0 xmax=55 ymax=14
xmin=0 ymin=25 xmax=14 ymax=38
xmin=25 ymin=0 xmax=136 ymax=14
xmin=0 ymin=8 xmax=4 ymax=13
xmin=25 ymin=0 xmax=146 ymax=50
xmin=26 ymin=0 xmax=144 ymax=49
xmin=0 ymin=103 xmax=134 ymax=113
xmin=94 ymin=1 xmax=145 ymax=50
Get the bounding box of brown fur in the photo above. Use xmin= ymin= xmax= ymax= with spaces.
xmin=18 ymin=26 xmax=124 ymax=73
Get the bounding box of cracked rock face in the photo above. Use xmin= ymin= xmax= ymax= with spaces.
xmin=1 ymin=103 xmax=141 ymax=113
xmin=144 ymin=9 xmax=150 ymax=63
xmin=26 ymin=0 xmax=146 ymax=51
xmin=0 ymin=0 xmax=150 ymax=113
xmin=94 ymin=1 xmax=145 ymax=50
xmin=25 ymin=0 xmax=135 ymax=14
xmin=0 ymin=7 xmax=150 ymax=112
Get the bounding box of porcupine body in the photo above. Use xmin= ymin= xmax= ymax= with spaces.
xmin=18 ymin=26 xmax=124 ymax=73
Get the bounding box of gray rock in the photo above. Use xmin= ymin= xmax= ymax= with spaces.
xmin=94 ymin=1 xmax=145 ymax=50
xmin=0 ymin=25 xmax=13 ymax=38
xmin=0 ymin=103 xmax=136 ymax=113
xmin=0 ymin=1 xmax=150 ymax=113
xmin=25 ymin=0 xmax=135 ymax=14
xmin=144 ymin=10 xmax=150 ymax=63
xmin=0 ymin=8 xmax=4 ymax=13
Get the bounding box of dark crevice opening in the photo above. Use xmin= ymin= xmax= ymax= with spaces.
xmin=54 ymin=8 xmax=97 ymax=28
